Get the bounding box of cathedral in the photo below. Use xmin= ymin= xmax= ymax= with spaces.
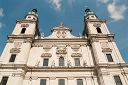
xmin=0 ymin=7 xmax=128 ymax=85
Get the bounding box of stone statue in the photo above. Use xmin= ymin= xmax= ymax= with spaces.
xmin=51 ymin=60 xmax=55 ymax=67
xmin=83 ymin=60 xmax=87 ymax=67
xmin=35 ymin=60 xmax=40 ymax=67
xmin=67 ymin=60 xmax=72 ymax=67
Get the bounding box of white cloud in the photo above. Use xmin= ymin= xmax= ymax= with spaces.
xmin=68 ymin=0 xmax=75 ymax=5
xmin=107 ymin=0 xmax=127 ymax=21
xmin=97 ymin=0 xmax=109 ymax=3
xmin=48 ymin=0 xmax=61 ymax=11
xmin=0 ymin=23 xmax=3 ymax=29
xmin=0 ymin=8 xmax=4 ymax=17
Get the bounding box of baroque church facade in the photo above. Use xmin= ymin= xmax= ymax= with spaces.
xmin=0 ymin=8 xmax=128 ymax=85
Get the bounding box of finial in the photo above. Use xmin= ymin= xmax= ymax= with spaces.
xmin=60 ymin=22 xmax=63 ymax=26
xmin=32 ymin=7 xmax=37 ymax=13
xmin=85 ymin=6 xmax=91 ymax=12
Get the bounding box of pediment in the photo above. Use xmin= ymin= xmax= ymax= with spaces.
xmin=42 ymin=23 xmax=80 ymax=39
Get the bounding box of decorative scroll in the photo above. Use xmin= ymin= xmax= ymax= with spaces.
xmin=56 ymin=31 xmax=67 ymax=38
xmin=41 ymin=53 xmax=52 ymax=57
xmin=71 ymin=53 xmax=82 ymax=57
xmin=10 ymin=48 xmax=20 ymax=53
xmin=43 ymin=45 xmax=52 ymax=52
xmin=71 ymin=45 xmax=80 ymax=51
xmin=56 ymin=46 xmax=67 ymax=54
xmin=24 ymin=38 xmax=32 ymax=43
xmin=101 ymin=42 xmax=109 ymax=49
xmin=102 ymin=48 xmax=112 ymax=52
xmin=7 ymin=38 xmax=14 ymax=43
xmin=101 ymin=42 xmax=112 ymax=52
xmin=21 ymin=24 xmax=29 ymax=28
xmin=93 ymin=23 xmax=101 ymax=27
xmin=14 ymin=42 xmax=22 ymax=48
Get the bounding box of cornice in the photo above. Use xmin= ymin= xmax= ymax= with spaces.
xmin=88 ymin=34 xmax=115 ymax=43
xmin=85 ymin=19 xmax=106 ymax=22
xmin=95 ymin=63 xmax=128 ymax=69
xmin=7 ymin=34 xmax=34 ymax=43
xmin=0 ymin=64 xmax=28 ymax=69
xmin=34 ymin=38 xmax=88 ymax=42
xmin=16 ymin=20 xmax=38 ymax=24
xmin=28 ymin=66 xmax=95 ymax=72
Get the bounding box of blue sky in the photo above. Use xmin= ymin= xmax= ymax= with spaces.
xmin=0 ymin=0 xmax=128 ymax=62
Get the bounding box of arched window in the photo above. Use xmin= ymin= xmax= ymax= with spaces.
xmin=21 ymin=28 xmax=26 ymax=34
xmin=59 ymin=57 xmax=64 ymax=66
xmin=96 ymin=27 xmax=102 ymax=33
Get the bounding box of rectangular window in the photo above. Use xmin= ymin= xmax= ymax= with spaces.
xmin=58 ymin=79 xmax=65 ymax=85
xmin=9 ymin=54 xmax=16 ymax=62
xmin=74 ymin=58 xmax=80 ymax=66
xmin=106 ymin=54 xmax=113 ymax=62
xmin=43 ymin=59 xmax=49 ymax=66
xmin=59 ymin=57 xmax=64 ymax=66
xmin=114 ymin=76 xmax=122 ymax=85
xmin=0 ymin=77 xmax=8 ymax=85
xmin=77 ymin=79 xmax=83 ymax=85
xmin=40 ymin=79 xmax=46 ymax=85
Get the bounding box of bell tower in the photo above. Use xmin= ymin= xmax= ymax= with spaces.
xmin=12 ymin=8 xmax=40 ymax=39
xmin=0 ymin=9 xmax=40 ymax=64
xmin=83 ymin=7 xmax=126 ymax=85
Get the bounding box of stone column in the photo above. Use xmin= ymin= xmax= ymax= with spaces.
xmin=98 ymin=70 xmax=113 ymax=85
xmin=6 ymin=75 xmax=23 ymax=85
xmin=91 ymin=41 xmax=107 ymax=64
xmin=17 ymin=41 xmax=31 ymax=64
xmin=86 ymin=77 xmax=94 ymax=85
xmin=68 ymin=77 xmax=74 ymax=85
xmin=50 ymin=77 xmax=56 ymax=85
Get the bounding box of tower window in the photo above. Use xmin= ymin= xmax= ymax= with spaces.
xmin=114 ymin=76 xmax=122 ymax=85
xmin=77 ymin=79 xmax=83 ymax=85
xmin=58 ymin=79 xmax=65 ymax=85
xmin=9 ymin=54 xmax=16 ymax=62
xmin=40 ymin=79 xmax=46 ymax=85
xmin=106 ymin=54 xmax=113 ymax=62
xmin=43 ymin=58 xmax=49 ymax=66
xmin=74 ymin=58 xmax=80 ymax=66
xmin=21 ymin=28 xmax=26 ymax=34
xmin=96 ymin=27 xmax=102 ymax=33
xmin=59 ymin=57 xmax=64 ymax=66
xmin=28 ymin=16 xmax=31 ymax=18
xmin=0 ymin=77 xmax=8 ymax=85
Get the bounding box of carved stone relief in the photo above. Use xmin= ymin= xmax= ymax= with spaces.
xmin=56 ymin=31 xmax=61 ymax=38
xmin=102 ymin=48 xmax=112 ymax=52
xmin=14 ymin=42 xmax=22 ymax=48
xmin=101 ymin=42 xmax=109 ymax=49
xmin=24 ymin=38 xmax=32 ymax=43
xmin=10 ymin=48 xmax=21 ymax=53
xmin=62 ymin=31 xmax=66 ymax=38
xmin=56 ymin=31 xmax=67 ymax=38
xmin=90 ymin=38 xmax=99 ymax=43
xmin=21 ymin=24 xmax=29 ymax=28
xmin=101 ymin=42 xmax=112 ymax=52
xmin=41 ymin=53 xmax=52 ymax=57
xmin=71 ymin=45 xmax=80 ymax=52
xmin=6 ymin=38 xmax=14 ymax=43
xmin=93 ymin=23 xmax=101 ymax=27
xmin=56 ymin=46 xmax=67 ymax=54
xmin=43 ymin=45 xmax=52 ymax=52
xmin=71 ymin=53 xmax=82 ymax=57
